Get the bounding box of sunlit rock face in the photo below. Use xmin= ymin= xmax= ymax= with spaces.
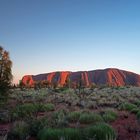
xmin=21 ymin=68 xmax=140 ymax=87
xmin=21 ymin=75 xmax=34 ymax=87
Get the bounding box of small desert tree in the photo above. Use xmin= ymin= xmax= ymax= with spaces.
xmin=19 ymin=80 xmax=26 ymax=90
xmin=65 ymin=76 xmax=71 ymax=89
xmin=0 ymin=46 xmax=12 ymax=95
xmin=41 ymin=80 xmax=50 ymax=88
xmin=77 ymin=74 xmax=84 ymax=94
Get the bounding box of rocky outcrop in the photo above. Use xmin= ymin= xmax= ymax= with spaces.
xmin=21 ymin=68 xmax=140 ymax=87
xmin=21 ymin=75 xmax=34 ymax=87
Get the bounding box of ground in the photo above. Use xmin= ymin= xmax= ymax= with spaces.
xmin=1 ymin=86 xmax=140 ymax=140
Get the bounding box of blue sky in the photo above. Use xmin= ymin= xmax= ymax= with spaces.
xmin=0 ymin=0 xmax=140 ymax=83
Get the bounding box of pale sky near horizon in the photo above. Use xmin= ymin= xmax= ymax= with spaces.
xmin=0 ymin=0 xmax=140 ymax=84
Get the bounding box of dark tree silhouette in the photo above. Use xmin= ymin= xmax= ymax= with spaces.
xmin=65 ymin=76 xmax=71 ymax=89
xmin=77 ymin=74 xmax=84 ymax=94
xmin=0 ymin=46 xmax=12 ymax=95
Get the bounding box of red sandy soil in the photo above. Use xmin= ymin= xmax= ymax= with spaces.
xmin=111 ymin=111 xmax=140 ymax=140
xmin=27 ymin=137 xmax=37 ymax=140
xmin=1 ymin=109 xmax=140 ymax=140
xmin=36 ymin=109 xmax=140 ymax=140
xmin=0 ymin=123 xmax=12 ymax=138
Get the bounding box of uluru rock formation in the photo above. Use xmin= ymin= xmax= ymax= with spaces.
xmin=21 ymin=68 xmax=140 ymax=87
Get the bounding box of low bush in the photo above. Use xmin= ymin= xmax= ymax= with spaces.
xmin=10 ymin=121 xmax=29 ymax=140
xmin=102 ymin=110 xmax=118 ymax=122
xmin=134 ymin=100 xmax=140 ymax=107
xmin=79 ymin=112 xmax=103 ymax=124
xmin=35 ymin=103 xmax=55 ymax=112
xmin=131 ymin=108 xmax=140 ymax=114
xmin=38 ymin=123 xmax=116 ymax=140
xmin=136 ymin=111 xmax=140 ymax=120
xmin=28 ymin=117 xmax=48 ymax=136
xmin=45 ymin=103 xmax=55 ymax=111
xmin=38 ymin=128 xmax=63 ymax=140
xmin=67 ymin=111 xmax=81 ymax=123
xmin=0 ymin=110 xmax=10 ymax=123
xmin=11 ymin=103 xmax=55 ymax=120
xmin=118 ymin=102 xmax=137 ymax=111
xmin=11 ymin=103 xmax=37 ymax=120
xmin=84 ymin=123 xmax=117 ymax=140
xmin=63 ymin=128 xmax=81 ymax=140
xmin=50 ymin=110 xmax=68 ymax=128
xmin=38 ymin=128 xmax=81 ymax=140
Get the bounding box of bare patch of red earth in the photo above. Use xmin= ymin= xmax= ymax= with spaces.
xmin=28 ymin=137 xmax=37 ymax=140
xmin=111 ymin=111 xmax=140 ymax=140
xmin=0 ymin=123 xmax=11 ymax=140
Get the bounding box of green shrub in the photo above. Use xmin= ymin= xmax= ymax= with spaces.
xmin=102 ymin=110 xmax=118 ymax=122
xmin=137 ymin=111 xmax=140 ymax=120
xmin=84 ymin=123 xmax=117 ymax=140
xmin=10 ymin=121 xmax=29 ymax=140
xmin=35 ymin=103 xmax=55 ymax=112
xmin=38 ymin=128 xmax=81 ymax=140
xmin=11 ymin=103 xmax=37 ymax=120
xmin=67 ymin=111 xmax=81 ymax=122
xmin=34 ymin=103 xmax=46 ymax=112
xmin=20 ymin=103 xmax=37 ymax=112
xmin=63 ymin=128 xmax=81 ymax=140
xmin=29 ymin=117 xmax=48 ymax=136
xmin=50 ymin=110 xmax=68 ymax=128
xmin=44 ymin=103 xmax=55 ymax=111
xmin=103 ymin=114 xmax=116 ymax=123
xmin=11 ymin=103 xmax=55 ymax=120
xmin=0 ymin=110 xmax=10 ymax=123
xmin=134 ymin=100 xmax=140 ymax=107
xmin=38 ymin=124 xmax=116 ymax=140
xmin=118 ymin=102 xmax=137 ymax=111
xmin=38 ymin=128 xmax=62 ymax=140
xmin=79 ymin=112 xmax=103 ymax=124
xmin=131 ymin=108 xmax=140 ymax=114
xmin=136 ymin=111 xmax=140 ymax=124
xmin=57 ymin=87 xmax=69 ymax=92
